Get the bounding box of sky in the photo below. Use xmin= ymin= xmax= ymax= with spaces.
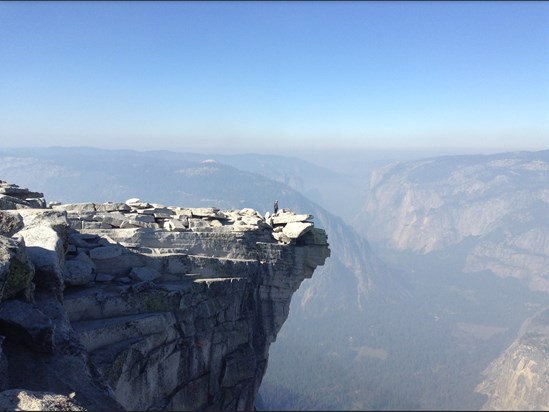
xmin=0 ymin=1 xmax=548 ymax=154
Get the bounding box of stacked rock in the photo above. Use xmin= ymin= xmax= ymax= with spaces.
xmin=52 ymin=198 xmax=315 ymax=244
xmin=0 ymin=182 xmax=46 ymax=209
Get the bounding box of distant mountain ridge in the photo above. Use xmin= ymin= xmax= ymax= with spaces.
xmin=357 ymin=149 xmax=549 ymax=293
xmin=0 ymin=146 xmax=393 ymax=315
xmin=475 ymin=307 xmax=549 ymax=410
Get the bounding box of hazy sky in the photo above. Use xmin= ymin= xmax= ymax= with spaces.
xmin=1 ymin=1 xmax=548 ymax=153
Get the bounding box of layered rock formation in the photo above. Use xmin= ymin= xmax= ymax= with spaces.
xmin=357 ymin=151 xmax=549 ymax=293
xmin=0 ymin=181 xmax=330 ymax=410
xmin=475 ymin=308 xmax=549 ymax=411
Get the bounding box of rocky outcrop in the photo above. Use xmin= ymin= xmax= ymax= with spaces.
xmin=475 ymin=308 xmax=549 ymax=410
xmin=0 ymin=182 xmax=330 ymax=410
xmin=358 ymin=151 xmax=549 ymax=293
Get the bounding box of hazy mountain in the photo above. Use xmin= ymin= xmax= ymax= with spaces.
xmin=2 ymin=146 xmax=547 ymax=410
xmin=0 ymin=146 xmax=396 ymax=316
xmin=474 ymin=307 xmax=549 ymax=411
xmin=357 ymin=150 xmax=549 ymax=293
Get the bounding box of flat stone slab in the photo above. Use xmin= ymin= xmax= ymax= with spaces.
xmin=95 ymin=202 xmax=131 ymax=212
xmin=272 ymin=213 xmax=313 ymax=225
xmin=282 ymin=222 xmax=313 ymax=239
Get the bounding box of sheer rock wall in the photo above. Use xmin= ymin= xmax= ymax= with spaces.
xmin=0 ymin=182 xmax=330 ymax=411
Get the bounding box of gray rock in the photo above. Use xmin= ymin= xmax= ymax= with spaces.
xmin=0 ymin=337 xmax=7 ymax=391
xmin=125 ymin=213 xmax=155 ymax=223
xmin=0 ymin=194 xmax=30 ymax=210
xmin=95 ymin=202 xmax=131 ymax=212
xmin=14 ymin=210 xmax=68 ymax=299
xmin=117 ymin=276 xmax=132 ymax=284
xmin=189 ymin=218 xmax=212 ymax=232
xmin=0 ymin=299 xmax=54 ymax=353
xmin=0 ymin=189 xmax=331 ymax=412
xmin=164 ymin=219 xmax=187 ymax=232
xmin=63 ymin=258 xmax=94 ymax=286
xmin=0 ymin=390 xmax=86 ymax=411
xmin=271 ymin=212 xmax=313 ymax=225
xmin=190 ymin=207 xmax=221 ymax=218
xmin=125 ymin=219 xmax=159 ymax=229
xmin=82 ymin=221 xmax=112 ymax=229
xmin=282 ymin=222 xmax=313 ymax=239
xmin=125 ymin=198 xmax=151 ymax=209
xmin=25 ymin=198 xmax=47 ymax=209
xmin=89 ymin=245 xmax=123 ymax=260
xmin=272 ymin=231 xmax=292 ymax=244
xmin=95 ymin=273 xmax=114 ymax=282
xmin=0 ymin=211 xmax=24 ymax=237
xmin=0 ymin=236 xmax=35 ymax=302
xmin=0 ymin=184 xmax=43 ymax=199
xmin=129 ymin=266 xmax=161 ymax=282
xmin=94 ymin=212 xmax=128 ymax=228
xmin=54 ymin=202 xmax=96 ymax=214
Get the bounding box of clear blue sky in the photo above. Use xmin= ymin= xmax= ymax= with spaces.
xmin=0 ymin=1 xmax=548 ymax=153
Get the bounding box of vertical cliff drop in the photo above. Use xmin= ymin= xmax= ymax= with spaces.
xmin=0 ymin=183 xmax=330 ymax=411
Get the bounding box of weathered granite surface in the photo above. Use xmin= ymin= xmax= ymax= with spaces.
xmin=475 ymin=308 xmax=549 ymax=411
xmin=0 ymin=182 xmax=330 ymax=411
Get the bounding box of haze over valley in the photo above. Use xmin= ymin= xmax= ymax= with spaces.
xmin=0 ymin=146 xmax=547 ymax=410
xmin=1 ymin=1 xmax=548 ymax=410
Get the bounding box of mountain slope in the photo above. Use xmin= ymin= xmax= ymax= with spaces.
xmin=356 ymin=150 xmax=549 ymax=293
xmin=475 ymin=308 xmax=549 ymax=411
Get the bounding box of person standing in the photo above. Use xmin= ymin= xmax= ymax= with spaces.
xmin=274 ymin=200 xmax=279 ymax=214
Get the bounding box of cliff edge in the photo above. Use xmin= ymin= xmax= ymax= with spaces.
xmin=0 ymin=181 xmax=330 ymax=411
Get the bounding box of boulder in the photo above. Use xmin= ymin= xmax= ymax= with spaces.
xmin=0 ymin=184 xmax=43 ymax=199
xmin=0 ymin=211 xmax=24 ymax=237
xmin=271 ymin=213 xmax=313 ymax=225
xmin=164 ymin=219 xmax=187 ymax=232
xmin=25 ymin=198 xmax=47 ymax=209
xmin=89 ymin=245 xmax=123 ymax=260
xmin=82 ymin=221 xmax=112 ymax=230
xmin=272 ymin=231 xmax=292 ymax=244
xmin=14 ymin=210 xmax=69 ymax=300
xmin=0 ymin=236 xmax=35 ymax=302
xmin=53 ymin=202 xmax=96 ymax=214
xmin=233 ymin=220 xmax=258 ymax=232
xmin=190 ymin=207 xmax=227 ymax=219
xmin=95 ymin=202 xmax=131 ymax=213
xmin=129 ymin=266 xmax=161 ymax=282
xmin=94 ymin=212 xmax=127 ymax=228
xmin=124 ymin=213 xmax=155 ymax=223
xmin=188 ymin=219 xmax=212 ymax=232
xmin=0 ymin=390 xmax=85 ymax=411
xmin=282 ymin=222 xmax=313 ymax=239
xmin=0 ymin=299 xmax=54 ymax=353
xmin=0 ymin=194 xmax=30 ymax=210
xmin=63 ymin=254 xmax=94 ymax=286
xmin=125 ymin=198 xmax=151 ymax=209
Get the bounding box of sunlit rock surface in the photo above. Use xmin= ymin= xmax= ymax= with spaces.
xmin=0 ymin=182 xmax=329 ymax=411
xmin=359 ymin=151 xmax=549 ymax=292
xmin=475 ymin=308 xmax=549 ymax=411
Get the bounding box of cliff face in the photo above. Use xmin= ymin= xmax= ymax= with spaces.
xmin=0 ymin=182 xmax=330 ymax=411
xmin=475 ymin=308 xmax=549 ymax=411
xmin=356 ymin=151 xmax=549 ymax=293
